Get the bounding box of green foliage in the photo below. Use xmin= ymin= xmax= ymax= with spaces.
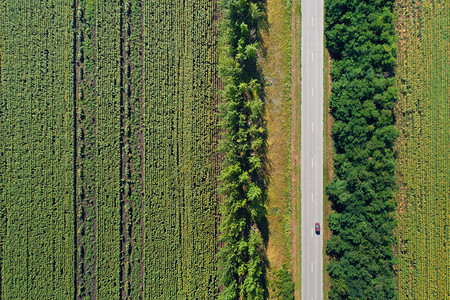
xmin=218 ymin=0 xmax=268 ymax=298
xmin=117 ymin=0 xmax=146 ymax=297
xmin=273 ymin=266 xmax=294 ymax=300
xmin=1 ymin=0 xmax=226 ymax=298
xmin=325 ymin=0 xmax=398 ymax=298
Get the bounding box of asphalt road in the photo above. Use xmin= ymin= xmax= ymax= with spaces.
xmin=300 ymin=0 xmax=324 ymax=299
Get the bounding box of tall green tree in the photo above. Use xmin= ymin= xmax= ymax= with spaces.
xmin=218 ymin=0 xmax=268 ymax=298
xmin=325 ymin=0 xmax=398 ymax=298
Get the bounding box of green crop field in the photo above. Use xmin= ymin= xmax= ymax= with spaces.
xmin=0 ymin=0 xmax=220 ymax=298
xmin=4 ymin=0 xmax=448 ymax=299
xmin=394 ymin=0 xmax=449 ymax=298
xmin=144 ymin=0 xmax=220 ymax=298
xmin=1 ymin=1 xmax=75 ymax=298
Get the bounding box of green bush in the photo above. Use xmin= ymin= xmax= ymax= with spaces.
xmin=273 ymin=266 xmax=294 ymax=300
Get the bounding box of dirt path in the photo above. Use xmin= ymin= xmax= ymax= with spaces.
xmin=290 ymin=0 xmax=302 ymax=298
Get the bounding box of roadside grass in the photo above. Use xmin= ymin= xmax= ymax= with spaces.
xmin=261 ymin=0 xmax=297 ymax=298
xmin=322 ymin=46 xmax=333 ymax=300
xmin=291 ymin=0 xmax=302 ymax=297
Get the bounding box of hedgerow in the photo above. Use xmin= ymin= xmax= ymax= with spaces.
xmin=218 ymin=0 xmax=268 ymax=299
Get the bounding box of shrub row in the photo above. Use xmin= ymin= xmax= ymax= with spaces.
xmin=218 ymin=0 xmax=268 ymax=299
xmin=325 ymin=0 xmax=398 ymax=299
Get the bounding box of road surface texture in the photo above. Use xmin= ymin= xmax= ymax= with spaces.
xmin=301 ymin=0 xmax=324 ymax=299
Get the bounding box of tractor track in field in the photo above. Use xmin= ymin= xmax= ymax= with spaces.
xmin=119 ymin=1 xmax=145 ymax=298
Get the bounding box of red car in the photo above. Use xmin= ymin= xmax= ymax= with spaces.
xmin=315 ymin=223 xmax=320 ymax=235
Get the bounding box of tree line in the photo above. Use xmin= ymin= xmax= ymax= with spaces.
xmin=325 ymin=0 xmax=398 ymax=298
xmin=218 ymin=0 xmax=268 ymax=299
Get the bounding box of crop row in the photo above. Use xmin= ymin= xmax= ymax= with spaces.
xmin=143 ymin=0 xmax=220 ymax=298
xmin=394 ymin=0 xmax=449 ymax=298
xmin=0 ymin=5 xmax=4 ymax=299
xmin=143 ymin=2 xmax=183 ymax=297
xmin=96 ymin=0 xmax=122 ymax=299
xmin=0 ymin=0 xmax=75 ymax=298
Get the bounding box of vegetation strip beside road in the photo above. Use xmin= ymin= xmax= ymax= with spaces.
xmin=217 ymin=0 xmax=268 ymax=298
xmin=261 ymin=0 xmax=296 ymax=298
xmin=325 ymin=0 xmax=398 ymax=298
xmin=323 ymin=47 xmax=333 ymax=299
xmin=290 ymin=0 xmax=302 ymax=298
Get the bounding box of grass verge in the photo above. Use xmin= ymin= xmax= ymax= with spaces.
xmin=261 ymin=0 xmax=297 ymax=297
xmin=290 ymin=0 xmax=302 ymax=298
xmin=322 ymin=45 xmax=333 ymax=300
